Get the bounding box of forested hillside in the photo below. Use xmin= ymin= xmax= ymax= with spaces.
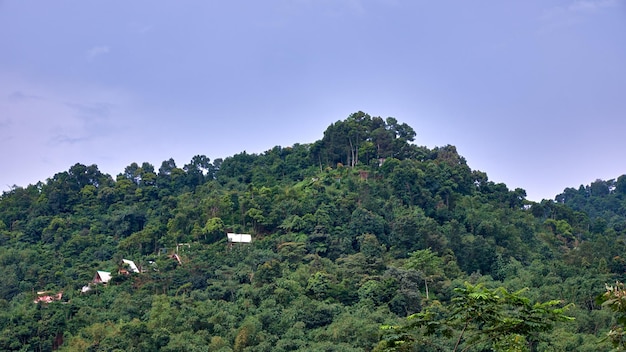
xmin=1 ymin=112 xmax=625 ymax=351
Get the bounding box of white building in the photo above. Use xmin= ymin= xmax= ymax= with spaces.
xmin=227 ymin=233 xmax=252 ymax=243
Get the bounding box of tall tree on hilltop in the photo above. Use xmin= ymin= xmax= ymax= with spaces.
xmin=313 ymin=112 xmax=417 ymax=168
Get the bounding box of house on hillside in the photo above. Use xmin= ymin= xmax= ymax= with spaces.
xmin=227 ymin=233 xmax=252 ymax=244
xmin=170 ymin=253 xmax=182 ymax=265
xmin=227 ymin=233 xmax=252 ymax=249
xmin=34 ymin=291 xmax=63 ymax=304
xmin=82 ymin=270 xmax=112 ymax=293
xmin=93 ymin=271 xmax=112 ymax=284
xmin=119 ymin=259 xmax=140 ymax=274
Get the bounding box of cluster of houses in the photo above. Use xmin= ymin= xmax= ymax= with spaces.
xmin=33 ymin=259 xmax=139 ymax=302
xmin=81 ymin=258 xmax=141 ymax=293
xmin=34 ymin=233 xmax=252 ymax=303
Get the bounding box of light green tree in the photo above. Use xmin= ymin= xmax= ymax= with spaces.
xmin=377 ymin=282 xmax=573 ymax=352
xmin=599 ymin=281 xmax=626 ymax=350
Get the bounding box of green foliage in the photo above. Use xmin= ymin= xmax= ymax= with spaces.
xmin=599 ymin=281 xmax=626 ymax=350
xmin=0 ymin=113 xmax=623 ymax=351
xmin=380 ymin=283 xmax=574 ymax=351
xmin=202 ymin=217 xmax=225 ymax=243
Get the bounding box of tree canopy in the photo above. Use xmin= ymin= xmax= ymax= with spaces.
xmin=0 ymin=112 xmax=623 ymax=351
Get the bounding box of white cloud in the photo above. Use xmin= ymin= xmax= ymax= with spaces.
xmin=568 ymin=0 xmax=620 ymax=12
xmin=538 ymin=0 xmax=622 ymax=32
xmin=541 ymin=0 xmax=621 ymax=19
xmin=129 ymin=22 xmax=153 ymax=34
xmin=286 ymin=0 xmax=366 ymax=17
xmin=86 ymin=45 xmax=111 ymax=60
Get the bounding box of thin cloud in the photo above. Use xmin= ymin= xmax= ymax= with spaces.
xmin=66 ymin=102 xmax=113 ymax=119
xmin=568 ymin=0 xmax=620 ymax=12
xmin=129 ymin=22 xmax=153 ymax=34
xmin=0 ymin=118 xmax=11 ymax=128
xmin=0 ymin=74 xmax=133 ymax=190
xmin=290 ymin=0 xmax=366 ymax=17
xmin=0 ymin=118 xmax=13 ymax=144
xmin=541 ymin=0 xmax=621 ymax=20
xmin=8 ymin=91 xmax=42 ymax=102
xmin=86 ymin=45 xmax=111 ymax=60
xmin=48 ymin=134 xmax=91 ymax=146
xmin=538 ymin=0 xmax=621 ymax=32
xmin=340 ymin=0 xmax=365 ymax=15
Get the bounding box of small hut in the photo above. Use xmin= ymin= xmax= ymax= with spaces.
xmin=82 ymin=270 xmax=112 ymax=293
xmin=227 ymin=233 xmax=252 ymax=243
xmin=34 ymin=291 xmax=63 ymax=304
xmin=119 ymin=259 xmax=140 ymax=274
xmin=93 ymin=271 xmax=112 ymax=284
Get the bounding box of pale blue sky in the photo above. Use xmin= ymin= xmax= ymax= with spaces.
xmin=1 ymin=0 xmax=625 ymax=201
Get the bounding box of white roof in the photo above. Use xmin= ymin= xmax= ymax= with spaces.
xmin=227 ymin=233 xmax=252 ymax=243
xmin=97 ymin=271 xmax=112 ymax=283
xmin=122 ymin=259 xmax=140 ymax=273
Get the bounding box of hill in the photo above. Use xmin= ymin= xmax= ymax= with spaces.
xmin=0 ymin=112 xmax=624 ymax=351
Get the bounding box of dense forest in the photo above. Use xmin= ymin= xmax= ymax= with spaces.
xmin=1 ymin=112 xmax=626 ymax=351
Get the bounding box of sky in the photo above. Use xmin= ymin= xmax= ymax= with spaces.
xmin=1 ymin=0 xmax=625 ymax=201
